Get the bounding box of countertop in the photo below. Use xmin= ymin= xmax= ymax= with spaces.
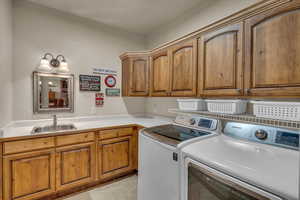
xmin=0 ymin=115 xmax=173 ymax=141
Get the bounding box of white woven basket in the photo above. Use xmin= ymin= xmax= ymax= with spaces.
xmin=177 ymin=99 xmax=206 ymax=111
xmin=251 ymin=101 xmax=300 ymax=121
xmin=205 ymin=99 xmax=247 ymax=114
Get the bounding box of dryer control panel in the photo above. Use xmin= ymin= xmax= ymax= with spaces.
xmin=224 ymin=122 xmax=299 ymax=150
xmin=174 ymin=115 xmax=218 ymax=131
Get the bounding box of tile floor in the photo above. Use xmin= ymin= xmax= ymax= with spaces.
xmin=65 ymin=175 xmax=137 ymax=200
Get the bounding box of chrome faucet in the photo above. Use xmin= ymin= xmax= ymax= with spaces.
xmin=53 ymin=115 xmax=57 ymax=128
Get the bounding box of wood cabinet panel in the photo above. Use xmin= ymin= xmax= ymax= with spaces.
xmin=0 ymin=143 xmax=2 ymax=200
xmin=129 ymin=57 xmax=149 ymax=96
xmin=3 ymin=137 xmax=55 ymax=155
xmin=56 ymin=132 xmax=95 ymax=147
xmin=198 ymin=23 xmax=243 ymax=96
xmin=245 ymin=4 xmax=300 ymax=96
xmin=150 ymin=50 xmax=170 ymax=96
xmin=98 ymin=136 xmax=133 ymax=180
xmin=99 ymin=127 xmax=133 ymax=140
xmin=3 ymin=149 xmax=55 ymax=200
xmin=169 ymin=39 xmax=197 ymax=96
xmin=122 ymin=58 xmax=131 ymax=96
xmin=56 ymin=143 xmax=96 ymax=191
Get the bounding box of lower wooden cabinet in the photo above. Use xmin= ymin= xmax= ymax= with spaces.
xmin=98 ymin=136 xmax=133 ymax=180
xmin=1 ymin=127 xmax=139 ymax=200
xmin=55 ymin=142 xmax=96 ymax=191
xmin=3 ymin=149 xmax=56 ymax=200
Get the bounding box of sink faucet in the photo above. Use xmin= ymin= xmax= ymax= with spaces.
xmin=53 ymin=115 xmax=57 ymax=128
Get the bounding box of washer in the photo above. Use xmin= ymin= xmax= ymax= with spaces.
xmin=138 ymin=114 xmax=219 ymax=200
xmin=181 ymin=121 xmax=299 ymax=200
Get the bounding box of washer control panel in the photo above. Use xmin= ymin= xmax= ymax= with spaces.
xmin=174 ymin=115 xmax=218 ymax=130
xmin=224 ymin=122 xmax=299 ymax=150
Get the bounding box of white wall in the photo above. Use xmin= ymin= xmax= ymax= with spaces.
xmin=145 ymin=0 xmax=261 ymax=117
xmin=0 ymin=0 xmax=13 ymax=127
xmin=146 ymin=0 xmax=261 ymax=49
xmin=12 ymin=0 xmax=146 ymax=121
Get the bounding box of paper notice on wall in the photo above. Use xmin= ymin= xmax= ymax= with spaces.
xmin=93 ymin=68 xmax=118 ymax=76
xmin=95 ymin=93 xmax=104 ymax=106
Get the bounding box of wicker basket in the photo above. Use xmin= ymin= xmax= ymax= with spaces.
xmin=251 ymin=101 xmax=300 ymax=121
xmin=206 ymin=99 xmax=247 ymax=114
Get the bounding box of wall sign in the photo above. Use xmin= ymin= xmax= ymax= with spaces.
xmin=95 ymin=93 xmax=104 ymax=106
xmin=93 ymin=68 xmax=117 ymax=76
xmin=79 ymin=75 xmax=101 ymax=91
xmin=106 ymin=88 xmax=120 ymax=96
xmin=105 ymin=75 xmax=117 ymax=88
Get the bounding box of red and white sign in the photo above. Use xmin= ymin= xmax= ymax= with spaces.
xmin=95 ymin=93 xmax=104 ymax=106
xmin=104 ymin=75 xmax=116 ymax=88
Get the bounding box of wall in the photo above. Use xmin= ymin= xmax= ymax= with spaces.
xmin=0 ymin=0 xmax=13 ymax=127
xmin=12 ymin=0 xmax=147 ymax=121
xmin=146 ymin=0 xmax=261 ymax=49
xmin=145 ymin=0 xmax=260 ymax=117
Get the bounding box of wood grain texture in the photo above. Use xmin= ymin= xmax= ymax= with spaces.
xmin=56 ymin=143 xmax=96 ymax=191
xmin=98 ymin=136 xmax=133 ymax=180
xmin=149 ymin=49 xmax=170 ymax=96
xmin=0 ymin=143 xmax=2 ymax=200
xmin=169 ymin=39 xmax=198 ymax=96
xmin=3 ymin=149 xmax=55 ymax=200
xmin=198 ymin=22 xmax=244 ymax=96
xmin=56 ymin=132 xmax=95 ymax=147
xmin=3 ymin=137 xmax=55 ymax=155
xmin=129 ymin=57 xmax=149 ymax=96
xmin=122 ymin=58 xmax=131 ymax=96
xmin=245 ymin=2 xmax=300 ymax=96
xmin=99 ymin=128 xmax=133 ymax=140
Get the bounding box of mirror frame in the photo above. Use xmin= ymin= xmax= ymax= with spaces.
xmin=33 ymin=71 xmax=74 ymax=114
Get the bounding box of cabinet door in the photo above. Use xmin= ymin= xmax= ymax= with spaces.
xmin=122 ymin=58 xmax=130 ymax=96
xmin=245 ymin=5 xmax=300 ymax=97
xmin=150 ymin=50 xmax=170 ymax=96
xmin=3 ymin=149 xmax=55 ymax=200
xmin=129 ymin=57 xmax=149 ymax=96
xmin=169 ymin=39 xmax=197 ymax=96
xmin=98 ymin=136 xmax=133 ymax=180
xmin=56 ymin=143 xmax=96 ymax=191
xmin=198 ymin=23 xmax=243 ymax=96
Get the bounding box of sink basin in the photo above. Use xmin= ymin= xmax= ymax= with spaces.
xmin=31 ymin=124 xmax=77 ymax=134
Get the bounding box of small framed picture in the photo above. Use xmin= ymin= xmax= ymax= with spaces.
xmin=106 ymin=88 xmax=120 ymax=97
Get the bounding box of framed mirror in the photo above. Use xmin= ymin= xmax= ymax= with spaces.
xmin=33 ymin=71 xmax=74 ymax=113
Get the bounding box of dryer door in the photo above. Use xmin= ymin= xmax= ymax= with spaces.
xmin=185 ymin=159 xmax=282 ymax=200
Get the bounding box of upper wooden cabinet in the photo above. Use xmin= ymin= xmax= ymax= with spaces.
xmin=169 ymin=39 xmax=197 ymax=96
xmin=121 ymin=54 xmax=149 ymax=96
xmin=244 ymin=4 xmax=300 ymax=97
xmin=150 ymin=50 xmax=170 ymax=96
xmin=198 ymin=23 xmax=244 ymax=96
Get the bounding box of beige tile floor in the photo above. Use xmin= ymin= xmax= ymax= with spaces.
xmin=65 ymin=175 xmax=137 ymax=200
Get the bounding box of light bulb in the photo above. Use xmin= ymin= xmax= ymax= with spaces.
xmin=57 ymin=61 xmax=70 ymax=73
xmin=37 ymin=58 xmax=51 ymax=72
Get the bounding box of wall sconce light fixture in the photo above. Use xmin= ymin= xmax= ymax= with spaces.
xmin=37 ymin=53 xmax=70 ymax=73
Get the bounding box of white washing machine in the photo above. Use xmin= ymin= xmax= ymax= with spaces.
xmin=138 ymin=115 xmax=219 ymax=200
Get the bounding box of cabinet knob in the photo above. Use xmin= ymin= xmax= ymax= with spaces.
xmin=245 ymin=89 xmax=250 ymax=95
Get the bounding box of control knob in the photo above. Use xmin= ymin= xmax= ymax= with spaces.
xmin=189 ymin=118 xmax=196 ymax=125
xmin=255 ymin=129 xmax=268 ymax=140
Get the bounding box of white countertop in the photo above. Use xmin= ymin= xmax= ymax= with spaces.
xmin=182 ymin=134 xmax=299 ymax=200
xmin=0 ymin=115 xmax=173 ymax=139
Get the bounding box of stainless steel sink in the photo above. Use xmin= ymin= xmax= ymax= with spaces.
xmin=31 ymin=124 xmax=77 ymax=134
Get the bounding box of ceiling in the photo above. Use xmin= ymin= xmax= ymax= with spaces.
xmin=27 ymin=0 xmax=212 ymax=34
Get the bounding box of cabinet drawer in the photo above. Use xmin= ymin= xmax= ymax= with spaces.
xmin=3 ymin=137 xmax=55 ymax=155
xmin=99 ymin=127 xmax=133 ymax=140
xmin=117 ymin=127 xmax=133 ymax=137
xmin=99 ymin=130 xmax=118 ymax=140
xmin=56 ymin=132 xmax=95 ymax=147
